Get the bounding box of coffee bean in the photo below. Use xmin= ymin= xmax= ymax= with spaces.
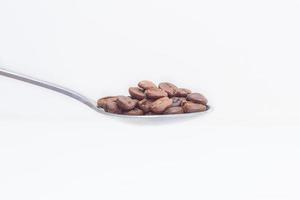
xmin=159 ymin=82 xmax=178 ymax=97
xmin=98 ymin=80 xmax=209 ymax=116
xmin=171 ymin=97 xmax=186 ymax=107
xmin=145 ymin=88 xmax=168 ymax=99
xmin=123 ymin=108 xmax=144 ymax=115
xmin=138 ymin=99 xmax=153 ymax=113
xmin=187 ymin=93 xmax=208 ymax=105
xmin=183 ymin=102 xmax=207 ymax=113
xmin=150 ymin=97 xmax=172 ymax=114
xmin=138 ymin=80 xmax=157 ymax=90
xmin=97 ymin=96 xmax=118 ymax=108
xmin=175 ymin=88 xmax=191 ymax=97
xmin=164 ymin=106 xmax=184 ymax=114
xmin=129 ymin=87 xmax=145 ymax=100
xmin=104 ymin=101 xmax=122 ymax=114
xmin=116 ymin=96 xmax=138 ymax=111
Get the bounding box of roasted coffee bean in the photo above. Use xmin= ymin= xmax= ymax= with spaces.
xmin=123 ymin=108 xmax=144 ymax=115
xmin=159 ymin=82 xmax=178 ymax=97
xmin=150 ymin=97 xmax=172 ymax=114
xmin=98 ymin=80 xmax=209 ymax=116
xmin=187 ymin=93 xmax=208 ymax=105
xmin=104 ymin=101 xmax=122 ymax=114
xmin=138 ymin=80 xmax=157 ymax=90
xmin=97 ymin=96 xmax=118 ymax=108
xmin=164 ymin=106 xmax=184 ymax=114
xmin=176 ymin=88 xmax=192 ymax=97
xmin=145 ymin=88 xmax=168 ymax=99
xmin=138 ymin=99 xmax=153 ymax=113
xmin=129 ymin=87 xmax=145 ymax=100
xmin=183 ymin=102 xmax=207 ymax=113
xmin=171 ymin=97 xmax=186 ymax=107
xmin=116 ymin=96 xmax=138 ymax=111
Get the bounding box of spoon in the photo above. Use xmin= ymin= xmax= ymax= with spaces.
xmin=0 ymin=67 xmax=211 ymax=118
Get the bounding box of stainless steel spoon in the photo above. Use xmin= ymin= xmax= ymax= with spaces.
xmin=0 ymin=67 xmax=211 ymax=118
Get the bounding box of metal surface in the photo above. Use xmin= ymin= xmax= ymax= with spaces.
xmin=0 ymin=67 xmax=211 ymax=118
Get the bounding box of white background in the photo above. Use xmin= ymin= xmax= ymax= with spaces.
xmin=0 ymin=0 xmax=300 ymax=199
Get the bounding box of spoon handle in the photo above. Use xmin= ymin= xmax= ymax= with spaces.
xmin=0 ymin=67 xmax=98 ymax=111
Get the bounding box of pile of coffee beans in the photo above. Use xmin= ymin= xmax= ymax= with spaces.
xmin=97 ymin=80 xmax=208 ymax=115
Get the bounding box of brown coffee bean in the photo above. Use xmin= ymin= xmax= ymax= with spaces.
xmin=150 ymin=97 xmax=172 ymax=114
xmin=98 ymin=80 xmax=209 ymax=115
xmin=183 ymin=102 xmax=207 ymax=113
xmin=116 ymin=96 xmax=138 ymax=111
xmin=145 ymin=88 xmax=168 ymax=99
xmin=129 ymin=87 xmax=145 ymax=100
xmin=138 ymin=99 xmax=153 ymax=113
xmin=138 ymin=80 xmax=157 ymax=90
xmin=158 ymin=82 xmax=178 ymax=97
xmin=103 ymin=101 xmax=122 ymax=114
xmin=123 ymin=108 xmax=144 ymax=115
xmin=171 ymin=97 xmax=186 ymax=107
xmin=97 ymin=96 xmax=118 ymax=108
xmin=164 ymin=106 xmax=184 ymax=114
xmin=187 ymin=93 xmax=208 ymax=105
xmin=175 ymin=88 xmax=192 ymax=97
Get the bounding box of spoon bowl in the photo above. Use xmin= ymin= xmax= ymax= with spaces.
xmin=96 ymin=105 xmax=212 ymax=118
